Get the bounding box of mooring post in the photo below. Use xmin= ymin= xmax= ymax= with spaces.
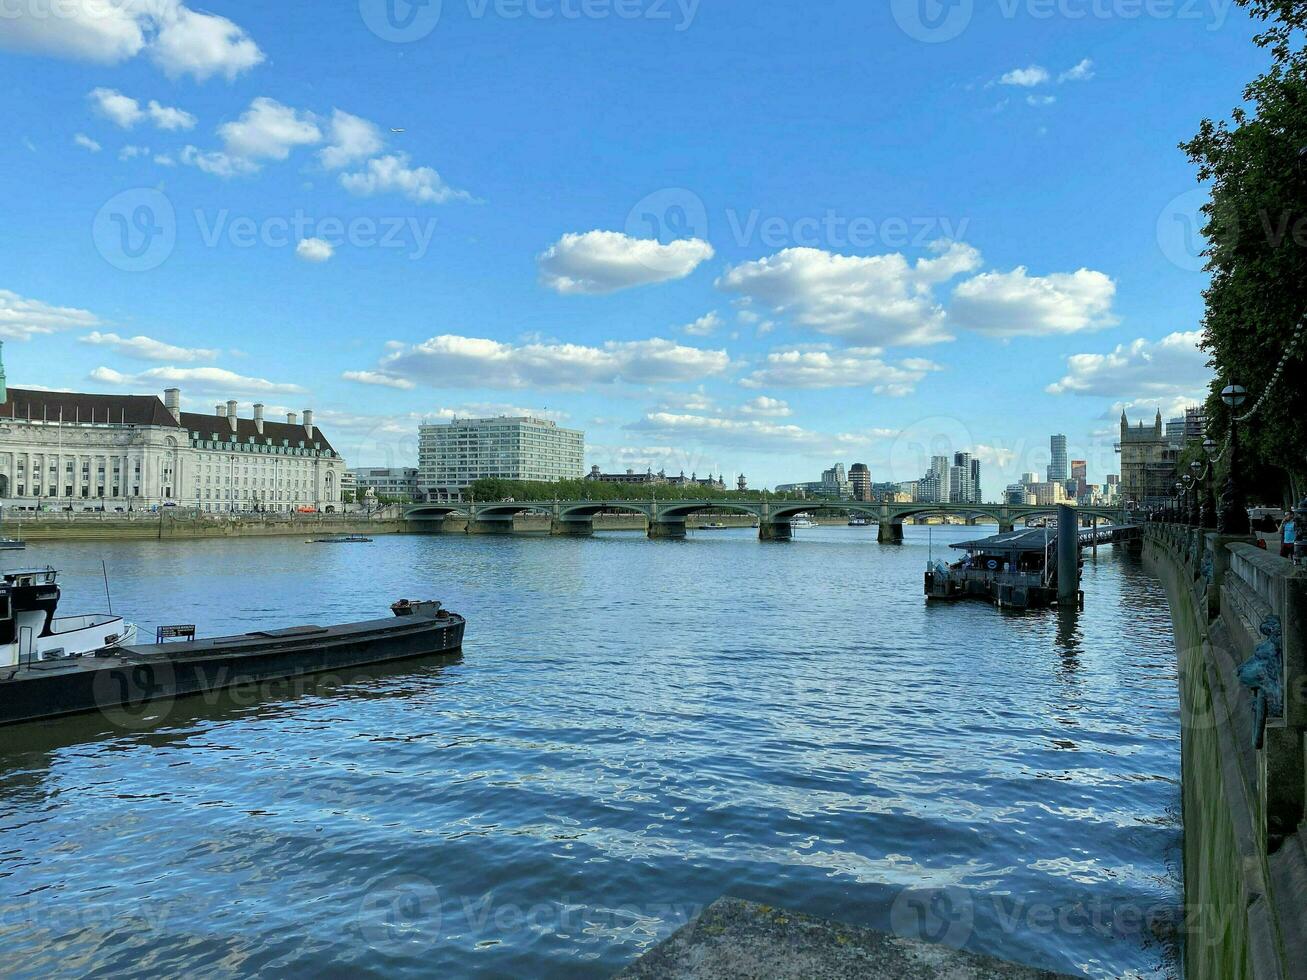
xmin=1057 ymin=504 xmax=1078 ymax=605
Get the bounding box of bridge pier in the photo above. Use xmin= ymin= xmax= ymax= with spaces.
xmin=999 ymin=522 xmax=1014 ymax=534
xmin=551 ymin=519 xmax=594 ymax=536
xmin=758 ymin=521 xmax=792 ymax=541
xmin=466 ymin=518 xmax=516 ymax=534
xmin=648 ymin=520 xmax=686 ymax=540
xmin=877 ymin=522 xmax=904 ymax=544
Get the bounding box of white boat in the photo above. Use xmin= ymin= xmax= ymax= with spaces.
xmin=790 ymin=514 xmax=818 ymax=528
xmin=0 ymin=567 xmax=136 ymax=669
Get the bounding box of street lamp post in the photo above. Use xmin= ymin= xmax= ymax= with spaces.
xmin=1189 ymin=461 xmax=1204 ymax=527
xmin=1218 ymin=383 xmax=1249 ymax=534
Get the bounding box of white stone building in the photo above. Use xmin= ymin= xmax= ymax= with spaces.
xmin=0 ymin=352 xmax=345 ymax=513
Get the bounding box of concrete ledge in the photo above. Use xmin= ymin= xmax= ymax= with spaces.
xmin=614 ymin=898 xmax=1077 ymax=979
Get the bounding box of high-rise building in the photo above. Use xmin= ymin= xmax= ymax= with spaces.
xmin=849 ymin=463 xmax=871 ymax=501
xmin=1047 ymin=434 xmax=1068 ymax=483
xmin=970 ymin=458 xmax=981 ymax=503
xmin=951 ymin=452 xmax=972 ymax=503
xmin=917 ymin=455 xmax=952 ymax=503
xmin=1167 ymin=406 xmax=1208 ymax=448
xmin=1021 ymin=472 xmax=1040 ymax=487
xmin=419 ymin=416 xmax=584 ymax=499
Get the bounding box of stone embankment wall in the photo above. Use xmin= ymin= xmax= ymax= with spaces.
xmin=1144 ymin=524 xmax=1307 ymax=979
xmin=6 ymin=513 xmax=407 ymax=541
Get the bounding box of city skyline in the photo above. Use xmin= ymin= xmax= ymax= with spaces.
xmin=0 ymin=2 xmax=1239 ymax=498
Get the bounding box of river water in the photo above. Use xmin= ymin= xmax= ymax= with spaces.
xmin=0 ymin=526 xmax=1181 ymax=978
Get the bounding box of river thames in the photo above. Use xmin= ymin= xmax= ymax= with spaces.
xmin=0 ymin=526 xmax=1180 ymax=978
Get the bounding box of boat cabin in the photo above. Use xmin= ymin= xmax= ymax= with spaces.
xmin=925 ymin=528 xmax=1071 ymax=610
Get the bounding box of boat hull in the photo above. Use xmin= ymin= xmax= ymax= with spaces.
xmin=0 ymin=612 xmax=464 ymax=727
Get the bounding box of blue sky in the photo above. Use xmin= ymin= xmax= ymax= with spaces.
xmin=0 ymin=0 xmax=1260 ymax=495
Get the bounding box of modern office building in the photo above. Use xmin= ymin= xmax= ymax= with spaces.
xmin=419 ymin=416 xmax=584 ymax=499
xmin=0 ymin=348 xmax=344 ymax=513
xmin=1166 ymin=406 xmax=1208 ymax=448
xmin=1047 ymin=434 xmax=1069 ymax=483
xmin=849 ymin=463 xmax=871 ymax=502
xmin=349 ymin=467 xmax=419 ymax=501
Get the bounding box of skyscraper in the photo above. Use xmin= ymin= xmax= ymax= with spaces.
xmin=970 ymin=458 xmax=981 ymax=503
xmin=849 ymin=463 xmax=871 ymax=502
xmin=1047 ymin=434 xmax=1068 ymax=483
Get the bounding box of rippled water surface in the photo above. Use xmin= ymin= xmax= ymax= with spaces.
xmin=0 ymin=527 xmax=1181 ymax=978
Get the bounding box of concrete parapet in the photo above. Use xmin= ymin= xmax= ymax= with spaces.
xmin=1144 ymin=523 xmax=1307 ymax=978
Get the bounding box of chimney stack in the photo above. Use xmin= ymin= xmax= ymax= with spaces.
xmin=163 ymin=387 xmax=181 ymax=423
xmin=303 ymin=409 xmax=314 ymax=439
xmin=287 ymin=411 xmax=297 ymax=425
xmin=215 ymin=404 xmax=225 ymax=417
xmin=253 ymin=403 xmax=264 ymax=435
xmin=227 ymin=400 xmax=238 ymax=432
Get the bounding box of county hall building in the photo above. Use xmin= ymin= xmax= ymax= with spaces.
xmin=0 ymin=346 xmax=345 ymax=513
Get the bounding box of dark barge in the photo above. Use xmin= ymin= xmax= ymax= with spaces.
xmin=0 ymin=596 xmax=464 ymax=727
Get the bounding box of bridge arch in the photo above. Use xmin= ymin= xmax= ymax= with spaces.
xmin=557 ymin=501 xmax=654 ymax=521
xmin=655 ymin=500 xmax=761 ymax=520
xmin=887 ymin=505 xmax=1005 ymax=526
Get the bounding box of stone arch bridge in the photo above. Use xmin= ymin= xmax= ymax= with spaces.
xmin=403 ymin=499 xmax=1128 ymax=542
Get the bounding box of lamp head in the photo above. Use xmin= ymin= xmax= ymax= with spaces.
xmin=1203 ymin=437 xmax=1217 ymax=457
xmin=1221 ymin=383 xmax=1247 ymax=408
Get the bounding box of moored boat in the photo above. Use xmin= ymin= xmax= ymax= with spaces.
xmin=790 ymin=514 xmax=818 ymax=528
xmin=0 ymin=574 xmax=464 ymax=727
xmin=310 ymin=534 xmax=373 ymax=543
xmin=924 ymin=528 xmax=1080 ymax=610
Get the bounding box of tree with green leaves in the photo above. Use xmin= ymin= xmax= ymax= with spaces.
xmin=1182 ymin=0 xmax=1307 ymax=504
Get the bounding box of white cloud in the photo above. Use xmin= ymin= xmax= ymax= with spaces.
xmin=154 ymin=153 xmax=175 ymax=166
xmin=218 ymin=97 xmax=321 ymax=162
xmin=179 ymin=145 xmax=257 ymax=178
xmin=538 ymin=231 xmax=715 ymax=295
xmin=296 ymin=238 xmax=335 ymax=263
xmin=146 ymin=99 xmax=197 ymax=130
xmin=149 ymin=3 xmax=264 ymax=81
xmin=737 ymin=396 xmax=792 ymax=418
xmin=741 ymin=347 xmax=941 ymax=395
xmin=1027 ymin=95 xmax=1057 ymax=107
xmin=1059 ymin=58 xmax=1095 ymax=83
xmin=89 ymin=365 xmax=304 ymax=396
xmin=81 ymin=331 xmax=218 ymax=363
xmin=718 ymin=241 xmax=980 ymax=347
xmin=0 ymin=290 xmax=100 ymax=340
xmin=340 ymin=153 xmax=469 ymax=205
xmin=320 ymin=109 xmax=384 ymax=169
xmin=368 ymin=335 xmax=730 ymax=390
xmin=342 ymin=370 xmax=416 ymax=390
xmin=999 ymin=65 xmax=1051 ymax=87
xmin=973 ymin=443 xmax=1018 ymax=468
xmin=682 ymin=311 xmax=723 ymax=336
xmin=90 ymin=88 xmax=196 ymax=131
xmin=3 ymin=4 xmax=262 ymax=80
xmin=73 ymin=133 xmax=101 ymax=153
xmin=949 ymin=267 xmax=1117 ymax=337
xmin=119 ymin=144 xmax=149 ymax=160
xmin=1046 ymin=331 xmax=1211 ymax=407
xmin=628 ymin=410 xmax=871 ymax=457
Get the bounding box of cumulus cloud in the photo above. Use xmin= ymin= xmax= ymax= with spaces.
xmin=342 ymin=370 xmax=415 ymax=390
xmin=90 ymin=88 xmax=196 ymax=131
xmin=362 ymin=335 xmax=730 ymax=390
xmin=1027 ymin=95 xmax=1057 ymax=107
xmin=2 ymin=2 xmax=263 ymax=81
xmin=1059 ymin=58 xmax=1095 ymax=83
xmin=741 ymin=347 xmax=941 ymax=395
xmin=999 ymin=65 xmax=1051 ymax=87
xmin=949 ymin=267 xmax=1117 ymax=337
xmin=718 ymin=241 xmax=980 ymax=347
xmin=339 ymin=153 xmax=469 ymax=204
xmin=320 ymin=109 xmax=384 ymax=169
xmin=296 ymin=238 xmax=335 ymax=263
xmin=628 ymin=410 xmax=871 ymax=457
xmin=0 ymin=289 xmax=99 ymax=340
xmin=73 ymin=133 xmax=101 ymax=153
xmin=179 ymin=144 xmax=257 ymax=177
xmin=89 ymin=365 xmax=304 ymax=396
xmin=81 ymin=331 xmax=218 ymax=363
xmin=682 ymin=311 xmax=723 ymax=336
xmin=218 ymin=97 xmax=321 ymax=162
xmin=738 ymin=396 xmax=792 ymax=418
xmin=538 ymin=231 xmax=715 ymax=295
xmin=1046 ymin=331 xmax=1211 ymax=407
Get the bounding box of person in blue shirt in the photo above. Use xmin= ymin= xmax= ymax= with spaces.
xmin=1281 ymin=515 xmax=1296 ymax=559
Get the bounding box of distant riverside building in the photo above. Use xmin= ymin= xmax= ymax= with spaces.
xmin=584 ymin=466 xmax=727 ymax=490
xmin=1047 ymin=434 xmax=1068 ymax=483
xmin=349 ymin=467 xmax=418 ymax=501
xmin=1117 ymin=410 xmax=1178 ymax=508
xmin=1028 ymin=481 xmax=1069 ymax=506
xmin=0 ymin=350 xmax=343 ymax=512
xmin=1004 ymin=483 xmax=1032 ymax=506
xmin=1165 ymin=406 xmax=1208 ymax=448
xmin=737 ymin=473 xmax=747 ymax=492
xmin=1020 ymin=472 xmax=1040 ymax=487
xmin=419 ymin=416 xmax=584 ymax=499
xmin=849 ymin=463 xmax=871 ymax=501
xmin=340 ymin=469 xmax=357 ymax=499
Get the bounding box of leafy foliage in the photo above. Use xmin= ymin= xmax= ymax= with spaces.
xmin=1181 ymin=0 xmax=1307 ymax=502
